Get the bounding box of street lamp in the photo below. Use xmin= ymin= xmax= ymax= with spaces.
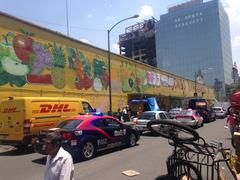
xmin=107 ymin=15 xmax=139 ymax=115
xmin=194 ymin=67 xmax=214 ymax=97
xmin=65 ymin=0 xmax=69 ymax=36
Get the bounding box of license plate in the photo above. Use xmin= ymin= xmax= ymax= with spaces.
xmin=71 ymin=140 xmax=77 ymax=146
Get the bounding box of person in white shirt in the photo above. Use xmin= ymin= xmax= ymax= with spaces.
xmin=44 ymin=131 xmax=74 ymax=180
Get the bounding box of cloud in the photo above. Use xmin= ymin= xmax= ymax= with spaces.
xmin=80 ymin=38 xmax=91 ymax=45
xmin=105 ymin=16 xmax=115 ymax=21
xmin=138 ymin=5 xmax=154 ymax=20
xmin=112 ymin=43 xmax=119 ymax=54
xmin=232 ymin=36 xmax=240 ymax=48
xmin=222 ymin=0 xmax=240 ymax=66
xmin=87 ymin=14 xmax=93 ymax=18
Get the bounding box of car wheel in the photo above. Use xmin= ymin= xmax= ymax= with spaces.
xmin=80 ymin=141 xmax=96 ymax=160
xmin=194 ymin=122 xmax=198 ymax=129
xmin=128 ymin=133 xmax=137 ymax=147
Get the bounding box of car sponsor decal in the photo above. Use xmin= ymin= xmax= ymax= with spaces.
xmin=107 ymin=141 xmax=122 ymax=148
xmin=114 ymin=129 xmax=126 ymax=136
xmin=97 ymin=138 xmax=107 ymax=145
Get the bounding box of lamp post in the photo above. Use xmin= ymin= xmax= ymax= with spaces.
xmin=107 ymin=15 xmax=139 ymax=115
xmin=194 ymin=72 xmax=197 ymax=97
xmin=65 ymin=0 xmax=69 ymax=36
xmin=194 ymin=67 xmax=213 ymax=97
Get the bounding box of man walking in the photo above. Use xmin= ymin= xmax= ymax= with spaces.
xmin=44 ymin=131 xmax=74 ymax=180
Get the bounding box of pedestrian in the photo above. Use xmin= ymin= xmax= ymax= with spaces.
xmin=226 ymin=109 xmax=237 ymax=138
xmin=137 ymin=106 xmax=143 ymax=118
xmin=116 ymin=108 xmax=122 ymax=121
xmin=122 ymin=106 xmax=129 ymax=122
xmin=44 ymin=131 xmax=74 ymax=180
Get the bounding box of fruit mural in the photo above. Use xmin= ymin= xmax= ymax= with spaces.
xmin=0 ymin=26 xmax=213 ymax=98
xmin=93 ymin=56 xmax=109 ymax=91
xmin=120 ymin=62 xmax=147 ymax=93
xmin=0 ymin=29 xmax=110 ymax=92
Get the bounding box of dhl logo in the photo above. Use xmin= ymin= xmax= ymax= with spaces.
xmin=2 ymin=107 xmax=19 ymax=113
xmin=33 ymin=104 xmax=75 ymax=113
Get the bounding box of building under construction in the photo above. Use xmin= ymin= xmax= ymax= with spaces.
xmin=119 ymin=18 xmax=157 ymax=67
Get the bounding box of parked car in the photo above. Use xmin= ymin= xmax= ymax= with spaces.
xmin=169 ymin=108 xmax=182 ymax=119
xmin=212 ymin=106 xmax=226 ymax=119
xmin=133 ymin=111 xmax=170 ymax=134
xmin=175 ymin=109 xmax=203 ymax=128
xmin=35 ymin=113 xmax=140 ymax=160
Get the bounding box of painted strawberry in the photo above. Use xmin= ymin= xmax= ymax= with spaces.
xmin=12 ymin=30 xmax=34 ymax=63
xmin=101 ymin=72 xmax=109 ymax=89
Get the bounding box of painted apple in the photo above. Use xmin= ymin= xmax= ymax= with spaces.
xmin=1 ymin=56 xmax=29 ymax=76
xmin=13 ymin=34 xmax=33 ymax=63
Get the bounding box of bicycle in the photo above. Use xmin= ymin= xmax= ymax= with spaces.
xmin=147 ymin=120 xmax=238 ymax=180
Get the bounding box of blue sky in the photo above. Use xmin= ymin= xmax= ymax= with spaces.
xmin=1 ymin=0 xmax=239 ymax=67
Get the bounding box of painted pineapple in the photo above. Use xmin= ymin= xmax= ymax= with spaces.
xmin=51 ymin=43 xmax=66 ymax=89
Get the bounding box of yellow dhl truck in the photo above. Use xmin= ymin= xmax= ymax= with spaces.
xmin=0 ymin=97 xmax=94 ymax=148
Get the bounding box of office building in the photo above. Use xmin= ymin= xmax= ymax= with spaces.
xmin=156 ymin=0 xmax=233 ymax=95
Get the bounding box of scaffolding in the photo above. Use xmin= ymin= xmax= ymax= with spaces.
xmin=119 ymin=18 xmax=157 ymax=67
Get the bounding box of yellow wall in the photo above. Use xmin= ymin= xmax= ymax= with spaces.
xmin=0 ymin=12 xmax=215 ymax=112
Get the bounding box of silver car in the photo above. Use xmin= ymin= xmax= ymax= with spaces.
xmin=212 ymin=107 xmax=226 ymax=119
xmin=133 ymin=111 xmax=170 ymax=134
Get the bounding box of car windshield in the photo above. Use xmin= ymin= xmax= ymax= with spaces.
xmin=140 ymin=112 xmax=156 ymax=120
xmin=57 ymin=119 xmax=83 ymax=129
xmin=179 ymin=110 xmax=193 ymax=116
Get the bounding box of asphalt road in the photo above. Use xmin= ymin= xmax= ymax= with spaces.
xmin=0 ymin=118 xmax=235 ymax=180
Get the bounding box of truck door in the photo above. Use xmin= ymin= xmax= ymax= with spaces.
xmin=0 ymin=99 xmax=25 ymax=141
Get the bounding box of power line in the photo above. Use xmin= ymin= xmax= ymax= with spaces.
xmin=17 ymin=15 xmax=105 ymax=32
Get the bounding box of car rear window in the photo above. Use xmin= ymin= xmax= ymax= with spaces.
xmin=140 ymin=112 xmax=156 ymax=120
xmin=57 ymin=119 xmax=83 ymax=129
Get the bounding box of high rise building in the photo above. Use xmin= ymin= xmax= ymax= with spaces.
xmin=155 ymin=0 xmax=233 ymax=95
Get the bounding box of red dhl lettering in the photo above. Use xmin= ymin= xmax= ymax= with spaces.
xmin=39 ymin=104 xmax=71 ymax=113
xmin=2 ymin=107 xmax=19 ymax=113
